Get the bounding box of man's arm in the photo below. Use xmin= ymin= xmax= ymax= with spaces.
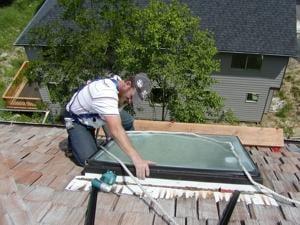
xmin=104 ymin=115 xmax=152 ymax=179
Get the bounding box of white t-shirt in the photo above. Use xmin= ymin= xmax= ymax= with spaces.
xmin=66 ymin=76 xmax=121 ymax=128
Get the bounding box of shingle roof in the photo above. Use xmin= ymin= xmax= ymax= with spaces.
xmin=1 ymin=123 xmax=300 ymax=225
xmin=15 ymin=0 xmax=296 ymax=56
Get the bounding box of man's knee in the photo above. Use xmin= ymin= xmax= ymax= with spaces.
xmin=67 ymin=123 xmax=98 ymax=166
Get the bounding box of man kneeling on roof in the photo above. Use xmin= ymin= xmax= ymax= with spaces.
xmin=64 ymin=73 xmax=153 ymax=179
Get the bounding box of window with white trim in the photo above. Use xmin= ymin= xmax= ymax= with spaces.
xmin=246 ymin=93 xmax=259 ymax=103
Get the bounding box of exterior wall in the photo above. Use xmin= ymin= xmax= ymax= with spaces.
xmin=134 ymin=102 xmax=170 ymax=121
xmin=212 ymin=54 xmax=288 ymax=122
xmin=264 ymin=89 xmax=274 ymax=113
xmin=297 ymin=3 xmax=300 ymax=58
xmin=135 ymin=54 xmax=288 ymax=122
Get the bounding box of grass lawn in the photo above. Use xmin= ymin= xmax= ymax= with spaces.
xmin=0 ymin=0 xmax=43 ymax=49
xmin=0 ymin=0 xmax=44 ymax=120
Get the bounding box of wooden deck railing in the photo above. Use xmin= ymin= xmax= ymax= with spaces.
xmin=2 ymin=61 xmax=42 ymax=109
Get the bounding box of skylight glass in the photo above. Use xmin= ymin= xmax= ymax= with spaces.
xmin=85 ymin=132 xmax=262 ymax=184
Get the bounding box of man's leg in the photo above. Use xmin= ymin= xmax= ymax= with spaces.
xmin=67 ymin=122 xmax=98 ymax=166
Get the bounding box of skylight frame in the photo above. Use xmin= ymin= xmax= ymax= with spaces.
xmin=85 ymin=132 xmax=262 ymax=184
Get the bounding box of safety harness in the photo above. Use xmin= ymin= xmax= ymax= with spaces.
xmin=66 ymin=78 xmax=119 ymax=126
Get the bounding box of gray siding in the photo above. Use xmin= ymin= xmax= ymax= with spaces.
xmin=134 ymin=102 xmax=170 ymax=121
xmin=38 ymin=85 xmax=51 ymax=103
xmin=264 ymin=89 xmax=274 ymax=114
xmin=212 ymin=54 xmax=288 ymax=122
xmin=135 ymin=54 xmax=288 ymax=122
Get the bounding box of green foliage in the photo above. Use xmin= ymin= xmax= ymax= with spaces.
xmin=0 ymin=0 xmax=43 ymax=49
xmin=216 ymin=109 xmax=239 ymax=125
xmin=291 ymin=86 xmax=300 ymax=100
xmin=27 ymin=0 xmax=224 ymax=122
xmin=275 ymin=102 xmax=293 ymax=118
xmin=0 ymin=111 xmax=43 ymax=123
xmin=277 ymin=90 xmax=286 ymax=100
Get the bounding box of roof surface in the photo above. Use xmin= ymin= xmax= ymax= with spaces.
xmin=0 ymin=123 xmax=300 ymax=225
xmin=15 ymin=0 xmax=296 ymax=56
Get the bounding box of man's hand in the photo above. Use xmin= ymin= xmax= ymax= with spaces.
xmin=104 ymin=115 xmax=154 ymax=179
xmin=131 ymin=155 xmax=154 ymax=179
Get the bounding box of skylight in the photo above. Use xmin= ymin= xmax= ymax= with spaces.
xmin=85 ymin=132 xmax=262 ymax=184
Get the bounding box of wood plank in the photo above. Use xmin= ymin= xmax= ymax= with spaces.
xmin=186 ymin=217 xmax=206 ymax=225
xmin=0 ymin=193 xmax=33 ymax=225
xmin=32 ymin=173 xmax=57 ymax=186
xmin=176 ymin=197 xmax=198 ymax=218
xmin=0 ymin=214 xmax=14 ymax=225
xmin=41 ymin=205 xmax=73 ymax=224
xmin=243 ymin=219 xmax=260 ymax=225
xmin=153 ymin=215 xmax=185 ymax=225
xmin=6 ymin=211 xmax=33 ymax=225
xmin=281 ymin=206 xmax=300 ymax=224
xmin=275 ymin=171 xmax=299 ymax=183
xmin=51 ymin=190 xmax=88 ymax=207
xmin=62 ymin=206 xmax=86 ymax=225
xmin=12 ymin=169 xmax=42 ymax=185
xmin=94 ymin=210 xmax=123 ymax=225
xmin=93 ymin=192 xmax=118 ymax=211
xmin=48 ymin=174 xmax=74 ymax=191
xmin=0 ymin=177 xmax=18 ymax=194
xmin=120 ymin=212 xmax=154 ymax=225
xmin=271 ymin=180 xmax=297 ymax=194
xmin=23 ymin=186 xmax=55 ymax=202
xmin=22 ymin=151 xmax=54 ymax=164
xmin=150 ymin=198 xmax=175 ymax=217
xmin=114 ymin=195 xmax=150 ymax=213
xmin=198 ymin=199 xmax=219 ymax=220
xmin=289 ymin=192 xmax=300 ymax=202
xmin=218 ymin=200 xmax=251 ymax=221
xmin=26 ymin=201 xmax=52 ymax=223
xmin=134 ymin=120 xmax=284 ymax=147
xmin=249 ymin=205 xmax=283 ymax=222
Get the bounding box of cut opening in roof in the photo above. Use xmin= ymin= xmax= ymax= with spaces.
xmin=85 ymin=132 xmax=262 ymax=184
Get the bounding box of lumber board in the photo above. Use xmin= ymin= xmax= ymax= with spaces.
xmin=134 ymin=120 xmax=284 ymax=147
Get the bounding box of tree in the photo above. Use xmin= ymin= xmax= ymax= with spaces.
xmin=26 ymin=0 xmax=225 ymax=123
xmin=115 ymin=0 xmax=222 ymax=122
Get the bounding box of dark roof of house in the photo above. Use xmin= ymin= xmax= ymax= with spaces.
xmin=1 ymin=123 xmax=300 ymax=225
xmin=15 ymin=0 xmax=296 ymax=57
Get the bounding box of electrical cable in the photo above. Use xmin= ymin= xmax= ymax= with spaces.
xmin=99 ymin=145 xmax=179 ymax=225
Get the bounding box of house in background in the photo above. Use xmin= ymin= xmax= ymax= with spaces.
xmin=297 ymin=0 xmax=300 ymax=57
xmin=14 ymin=0 xmax=296 ymax=122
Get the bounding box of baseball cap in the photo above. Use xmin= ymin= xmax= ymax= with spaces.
xmin=132 ymin=73 xmax=152 ymax=104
